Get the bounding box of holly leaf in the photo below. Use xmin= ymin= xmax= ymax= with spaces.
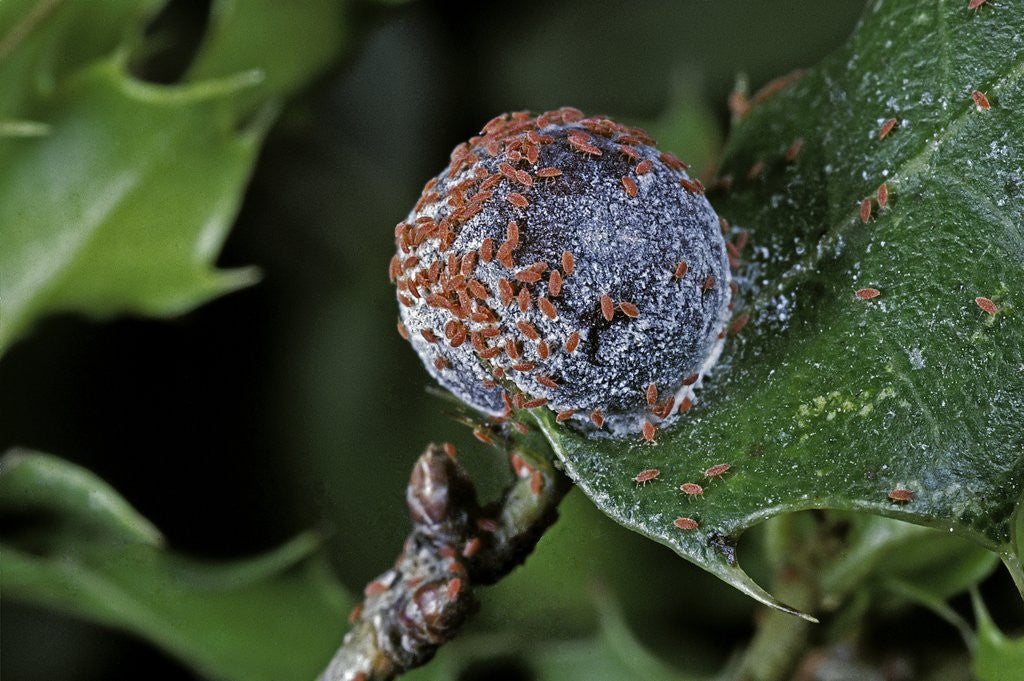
xmin=0 ymin=450 xmax=353 ymax=681
xmin=533 ymin=0 xmax=1024 ymax=616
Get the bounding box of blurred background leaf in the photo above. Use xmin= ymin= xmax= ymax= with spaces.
xmin=0 ymin=450 xmax=352 ymax=681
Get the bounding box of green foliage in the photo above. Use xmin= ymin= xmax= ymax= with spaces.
xmin=534 ymin=1 xmax=1024 ymax=614
xmin=0 ymin=450 xmax=352 ymax=681
xmin=0 ymin=0 xmax=347 ymax=357
xmin=973 ymin=589 xmax=1024 ymax=681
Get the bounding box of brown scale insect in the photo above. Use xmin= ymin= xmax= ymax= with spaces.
xmin=642 ymin=419 xmax=657 ymax=442
xmin=678 ymin=396 xmax=693 ymax=413
xmin=517 ymin=287 xmax=531 ymax=312
xmin=565 ymin=331 xmax=581 ymax=353
xmin=879 ymin=117 xmax=898 ymax=139
xmin=619 ymin=301 xmax=640 ymax=318
xmin=461 ymin=252 xmax=477 ymax=277
xmin=548 ymin=270 xmax=563 ymax=297
xmin=523 ymin=397 xmax=549 ymax=409
xmin=498 ymin=162 xmax=517 ymax=179
xmin=537 ymin=340 xmax=550 ymax=359
xmin=877 ymin=183 xmax=889 ymax=210
xmin=729 ymin=313 xmax=750 ymax=335
xmin=497 ymin=278 xmax=515 ymax=305
xmin=537 ymin=375 xmax=559 ymax=389
xmin=646 ymin=383 xmax=658 ymax=407
xmin=859 ymin=197 xmax=872 ymax=223
xmin=561 ymin=251 xmax=575 ymax=274
xmin=556 ymin=409 xmax=576 ymax=422
xmin=536 ymin=167 xmax=562 ymax=178
xmin=673 ymin=261 xmax=688 ymax=279
xmin=636 ymin=159 xmax=653 ymax=175
xmin=479 ymin=347 xmax=501 ymax=360
xmin=856 ymin=287 xmax=881 ymax=300
xmin=450 ymin=330 xmax=467 ymax=348
xmin=421 ymin=329 xmax=439 ymax=343
xmin=971 ymin=90 xmax=991 ymax=110
xmin=480 ymin=237 xmax=494 ymax=263
xmin=975 ymin=296 xmax=998 ymax=315
xmin=621 ymin=175 xmax=639 ymax=198
xmin=785 ymin=138 xmax=804 ymax=162
xmin=888 ymin=488 xmax=914 ymax=502
xmin=468 ymin=280 xmax=490 ymax=300
xmin=674 ymin=517 xmax=699 ymax=531
xmin=507 ymin=192 xmax=529 ymax=208
xmin=682 ymin=373 xmax=699 ymax=386
xmin=517 ymin=320 xmax=540 ymax=341
xmin=600 ymin=294 xmax=615 ymax=321
xmin=506 ymin=338 xmax=520 ymax=359
xmin=704 ymin=463 xmax=731 ymax=479
xmin=538 ymin=297 xmax=558 ymax=320
xmin=633 ymin=468 xmax=661 ymax=486
xmin=568 ymin=135 xmax=603 ymax=156
xmin=679 ymin=482 xmax=704 ymax=497
xmin=591 ymin=410 xmax=605 ymax=428
xmin=679 ymin=177 xmax=705 ymax=194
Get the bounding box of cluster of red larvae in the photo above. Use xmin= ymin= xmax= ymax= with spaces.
xmin=390 ymin=107 xmax=732 ymax=440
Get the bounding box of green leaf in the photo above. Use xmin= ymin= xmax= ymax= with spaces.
xmin=972 ymin=589 xmax=1024 ymax=681
xmin=0 ymin=57 xmax=263 ymax=355
xmin=0 ymin=450 xmax=353 ymax=681
xmin=186 ymin=0 xmax=348 ymax=113
xmin=533 ymin=0 xmax=1024 ymax=615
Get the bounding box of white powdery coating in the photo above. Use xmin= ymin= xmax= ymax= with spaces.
xmin=397 ymin=119 xmax=731 ymax=437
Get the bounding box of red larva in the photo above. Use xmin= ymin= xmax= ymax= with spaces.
xmin=397 ymin=321 xmax=410 ymax=340
xmin=561 ymin=250 xmax=575 ymax=275
xmin=621 ymin=175 xmax=639 ymax=198
xmin=462 ymin=537 xmax=482 ymax=558
xmin=636 ymin=159 xmax=653 ymax=175
xmin=516 ymin=287 xmax=531 ymax=312
xmin=746 ymin=160 xmax=765 ymax=180
xmin=507 ymin=192 xmax=529 ymax=208
xmin=888 ymin=488 xmax=914 ymax=502
xmin=703 ymin=275 xmax=716 ymax=292
xmin=682 ymin=373 xmax=699 ymax=386
xmin=785 ymin=137 xmax=804 ymax=162
xmin=565 ymin=331 xmax=581 ymax=353
xmin=523 ymin=397 xmax=549 ymax=409
xmin=349 ymin=601 xmax=364 ymax=624
xmin=679 ymin=177 xmax=705 ymax=194
xmin=536 ymin=167 xmax=562 ymax=178
xmin=537 ymin=375 xmax=559 ymax=389
xmin=860 ymin=197 xmax=872 ymax=223
xmin=591 ymin=410 xmax=605 ymax=428
xmin=729 ymin=313 xmax=750 ymax=335
xmin=549 ymin=269 xmax=563 ymax=297
xmin=505 ymin=338 xmax=520 ymax=359
xmin=971 ymin=90 xmax=991 ymax=110
xmin=975 ymin=296 xmax=998 ymax=315
xmin=480 ymin=237 xmax=494 ymax=263
xmin=879 ymin=117 xmax=898 ymax=139
xmin=679 ymin=482 xmax=703 ymax=496
xmin=659 ymin=151 xmax=688 ymax=171
xmin=434 ymin=357 xmax=448 ymax=370
xmin=678 ymin=396 xmax=693 ymax=413
xmin=856 ymin=287 xmax=881 ymax=300
xmin=556 ymin=409 xmax=576 ymax=422
xmin=517 ymin=320 xmax=540 ymax=341
xmin=877 ymin=183 xmax=889 ymax=210
xmin=968 ymin=0 xmax=987 ymax=9
xmin=497 ymin=278 xmax=515 ymax=305
xmin=646 ymin=383 xmax=658 ymax=407
xmin=537 ymin=339 xmax=550 ymax=359
xmin=468 ymin=280 xmax=489 ymax=300
xmin=674 ymin=517 xmax=699 ymax=531
xmin=619 ymin=301 xmax=640 ymax=318
xmin=600 ymin=294 xmax=615 ymax=321
xmin=515 ymin=268 xmax=542 ymax=283
xmin=365 ymin=579 xmax=389 ymax=597
xmin=530 ymin=470 xmax=543 ymax=495
xmin=538 ymin=296 xmax=558 ymax=320
xmin=673 ymin=261 xmax=688 ymax=279
xmin=642 ymin=419 xmax=656 ymax=442
xmin=443 ymin=442 xmax=458 ymax=458
xmin=633 ymin=468 xmax=661 ymax=486
xmin=704 ymin=463 xmax=731 ymax=479
xmin=447 ymin=578 xmax=462 ymax=600
xmin=506 ymin=220 xmax=520 ymax=246
xmin=421 ymin=329 xmax=439 ymax=343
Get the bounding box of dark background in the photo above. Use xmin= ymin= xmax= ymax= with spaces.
xmin=3 ymin=1 xmax=1018 ymax=679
